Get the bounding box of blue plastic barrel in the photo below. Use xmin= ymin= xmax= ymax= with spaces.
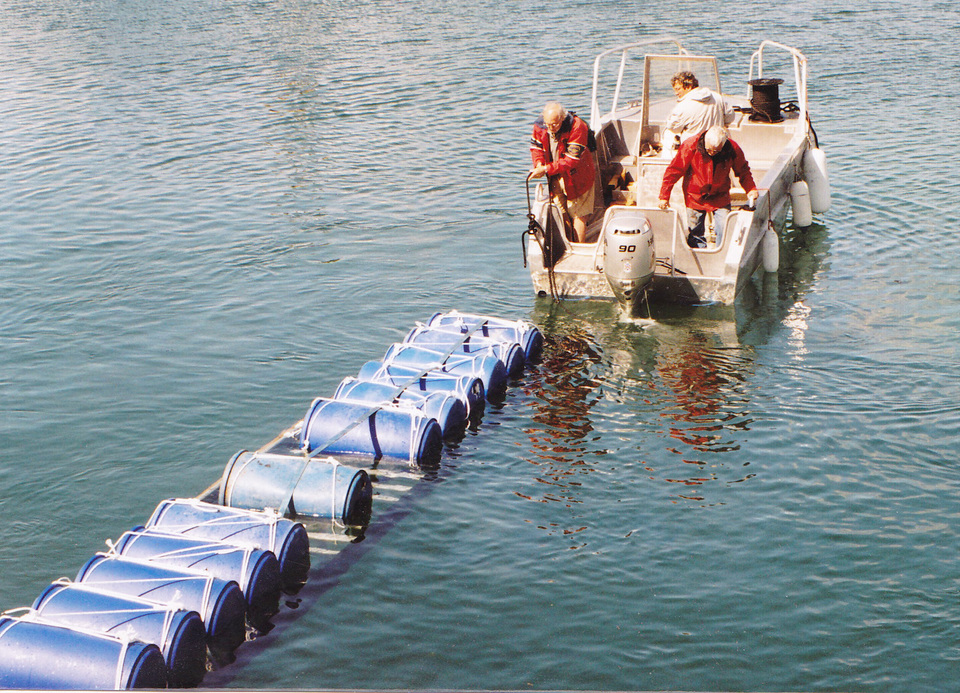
xmin=145 ymin=498 xmax=310 ymax=594
xmin=110 ymin=529 xmax=281 ymax=627
xmin=30 ymin=582 xmax=206 ymax=688
xmin=300 ymin=397 xmax=443 ymax=466
xmin=402 ymin=327 xmax=526 ymax=378
xmin=333 ymin=377 xmax=467 ymax=436
xmin=380 ymin=343 xmax=508 ymax=401
xmin=220 ymin=451 xmax=373 ymax=525
xmin=0 ymin=616 xmax=167 ymax=690
xmin=75 ymin=554 xmax=246 ymax=653
xmin=355 ymin=361 xmax=485 ymax=416
xmin=421 ymin=311 xmax=544 ymax=361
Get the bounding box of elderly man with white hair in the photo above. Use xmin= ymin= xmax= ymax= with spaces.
xmin=529 ymin=102 xmax=596 ymax=243
xmin=658 ymin=126 xmax=759 ymax=248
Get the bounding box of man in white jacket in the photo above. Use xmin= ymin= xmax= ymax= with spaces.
xmin=665 ymin=71 xmax=734 ymax=143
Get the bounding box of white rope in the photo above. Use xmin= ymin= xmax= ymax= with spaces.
xmin=0 ymin=612 xmax=137 ymax=690
xmin=408 ymin=412 xmax=418 ymax=463
xmin=0 ymin=616 xmax=18 ymax=644
xmin=237 ymin=546 xmax=252 ymax=592
xmin=196 ymin=575 xmax=213 ymax=621
xmin=113 ymin=636 xmax=129 ymax=690
xmin=149 ymin=500 xmax=284 ymax=554
xmin=329 ymin=458 xmax=339 ymax=520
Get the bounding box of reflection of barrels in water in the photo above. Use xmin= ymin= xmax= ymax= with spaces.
xmin=75 ymin=554 xmax=247 ymax=653
xmin=0 ymin=616 xmax=168 ymax=690
xmin=145 ymin=498 xmax=311 ymax=594
xmin=31 ymin=582 xmax=208 ymax=688
xmin=748 ymin=77 xmax=784 ymax=122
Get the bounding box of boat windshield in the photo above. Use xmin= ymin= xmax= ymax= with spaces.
xmin=643 ymin=54 xmax=722 ymax=125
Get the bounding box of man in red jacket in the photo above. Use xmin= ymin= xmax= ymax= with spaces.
xmin=658 ymin=126 xmax=759 ymax=248
xmin=529 ymin=102 xmax=596 ymax=243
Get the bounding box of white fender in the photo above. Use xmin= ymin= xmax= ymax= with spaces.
xmin=803 ymin=147 xmax=831 ymax=213
xmin=762 ymin=227 xmax=779 ymax=273
xmin=790 ymin=180 xmax=813 ymax=228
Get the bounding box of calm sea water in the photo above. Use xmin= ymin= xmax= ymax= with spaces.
xmin=1 ymin=1 xmax=958 ymax=691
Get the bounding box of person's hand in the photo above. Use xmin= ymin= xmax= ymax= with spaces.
xmin=529 ymin=164 xmax=548 ymax=179
xmin=747 ymin=189 xmax=759 ymax=205
xmin=657 ymin=198 xmax=670 ymax=210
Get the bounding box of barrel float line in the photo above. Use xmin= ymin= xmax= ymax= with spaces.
xmin=0 ymin=311 xmax=541 ymax=688
xmin=355 ymin=362 xmax=485 ymax=417
xmin=144 ymin=498 xmax=311 ymax=594
xmin=108 ymin=528 xmax=282 ymax=628
xmin=333 ymin=376 xmax=468 ymax=436
xmin=75 ymin=553 xmax=247 ymax=654
xmin=220 ymin=451 xmax=373 ymax=526
xmin=27 ymin=581 xmax=207 ymax=688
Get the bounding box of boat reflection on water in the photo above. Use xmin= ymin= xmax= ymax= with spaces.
xmin=514 ymin=328 xmax=604 ymax=514
xmin=520 ymin=221 xmax=831 ymax=512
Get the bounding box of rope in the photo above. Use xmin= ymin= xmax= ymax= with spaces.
xmin=111 ymin=529 xmax=255 ymax=592
xmin=150 ymin=499 xmax=283 ymax=553
xmin=329 ymin=459 xmax=340 ymax=521
xmin=523 ymin=175 xmax=561 ymax=300
xmin=78 ymin=554 xmax=215 ymax=619
xmin=0 ymin=610 xmax=136 ymax=690
xmin=114 ymin=636 xmax=129 ymax=690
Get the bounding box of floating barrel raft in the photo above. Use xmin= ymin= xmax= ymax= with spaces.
xmin=0 ymin=311 xmax=541 ymax=689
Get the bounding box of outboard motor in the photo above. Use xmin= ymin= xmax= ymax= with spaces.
xmin=601 ymin=208 xmax=655 ymax=311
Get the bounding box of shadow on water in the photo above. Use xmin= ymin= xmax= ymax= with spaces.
xmin=521 ymin=221 xmax=832 ymax=507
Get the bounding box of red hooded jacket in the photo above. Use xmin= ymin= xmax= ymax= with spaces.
xmin=659 ymin=132 xmax=757 ymax=211
xmin=529 ymin=112 xmax=596 ymax=200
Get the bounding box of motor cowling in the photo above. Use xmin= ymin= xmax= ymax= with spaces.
xmin=602 ymin=208 xmax=656 ymax=309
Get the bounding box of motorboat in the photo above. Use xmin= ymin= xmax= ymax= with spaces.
xmin=523 ymin=38 xmax=830 ymax=311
